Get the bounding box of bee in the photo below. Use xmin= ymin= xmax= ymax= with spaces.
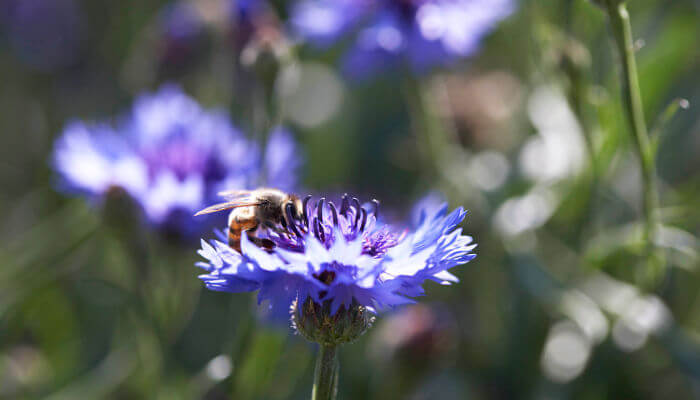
xmin=194 ymin=188 xmax=303 ymax=253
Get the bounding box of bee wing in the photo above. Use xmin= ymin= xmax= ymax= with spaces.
xmin=194 ymin=200 xmax=262 ymax=216
xmin=218 ymin=189 xmax=252 ymax=200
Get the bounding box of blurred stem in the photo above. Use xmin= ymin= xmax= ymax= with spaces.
xmin=650 ymin=98 xmax=688 ymax=152
xmin=402 ymin=78 xmax=441 ymax=179
xmin=562 ymin=49 xmax=600 ymax=246
xmin=311 ymin=345 xmax=338 ymax=400
xmin=563 ymin=0 xmax=575 ymax=31
xmin=603 ymin=0 xmax=663 ymax=282
xmin=402 ymin=77 xmax=465 ymax=198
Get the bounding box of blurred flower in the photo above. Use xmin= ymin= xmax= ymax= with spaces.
xmin=0 ymin=0 xmax=85 ymax=71
xmin=436 ymin=71 xmax=522 ymax=147
xmin=291 ymin=0 xmax=514 ymax=78
xmin=196 ymin=195 xmax=476 ymax=314
xmin=156 ymin=2 xmax=207 ymax=69
xmin=0 ymin=346 xmax=51 ymax=396
xmin=229 ymin=0 xmax=290 ymax=65
xmin=52 ymin=84 xmax=301 ymax=234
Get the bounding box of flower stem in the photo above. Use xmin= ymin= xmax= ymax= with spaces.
xmin=311 ymin=345 xmax=338 ymax=400
xmin=603 ymin=0 xmax=663 ymax=282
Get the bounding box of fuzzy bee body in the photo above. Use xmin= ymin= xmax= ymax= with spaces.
xmin=195 ymin=188 xmax=303 ymax=253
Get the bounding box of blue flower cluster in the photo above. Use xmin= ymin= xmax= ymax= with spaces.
xmin=52 ymin=85 xmax=300 ymax=233
xmin=291 ymin=0 xmax=514 ymax=78
xmin=196 ymin=195 xmax=476 ymax=314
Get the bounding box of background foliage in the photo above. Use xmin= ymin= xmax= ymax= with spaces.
xmin=1 ymin=0 xmax=699 ymax=399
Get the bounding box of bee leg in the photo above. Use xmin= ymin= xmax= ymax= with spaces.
xmin=262 ymin=221 xmax=289 ymax=236
xmin=245 ymin=232 xmax=275 ymax=251
xmin=228 ymin=228 xmax=243 ymax=253
xmin=228 ymin=209 xmax=259 ymax=253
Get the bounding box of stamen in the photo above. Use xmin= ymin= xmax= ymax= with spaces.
xmin=359 ymin=208 xmax=368 ymax=232
xmin=317 ymin=197 xmax=325 ymax=223
xmin=371 ymin=199 xmax=380 ymax=219
xmin=352 ymin=197 xmax=362 ymax=228
xmin=302 ymin=195 xmax=312 ymax=228
xmin=340 ymin=194 xmax=350 ymax=215
xmin=285 ymin=203 xmax=302 ymax=237
xmin=328 ymin=201 xmax=339 ymax=226
xmin=314 ymin=218 xmax=325 ymax=242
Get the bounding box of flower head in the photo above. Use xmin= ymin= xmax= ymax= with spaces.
xmin=196 ymin=194 xmax=476 ymax=315
xmin=228 ymin=0 xmax=290 ymax=68
xmin=156 ymin=2 xmax=206 ymax=67
xmin=52 ymin=84 xmax=301 ymax=234
xmin=291 ymin=0 xmax=514 ymax=78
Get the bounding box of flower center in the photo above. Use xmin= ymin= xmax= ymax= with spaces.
xmin=264 ymin=194 xmax=402 ymax=258
xmin=141 ymin=139 xmax=224 ymax=182
xmin=313 ymin=270 xmax=337 ymax=285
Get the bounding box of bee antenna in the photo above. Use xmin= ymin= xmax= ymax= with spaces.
xmin=328 ymin=201 xmax=339 ymax=226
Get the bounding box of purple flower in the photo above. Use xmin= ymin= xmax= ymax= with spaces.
xmin=52 ymin=84 xmax=301 ymax=233
xmin=196 ymin=195 xmax=476 ymax=314
xmin=228 ymin=0 xmax=282 ymax=48
xmin=159 ymin=2 xmax=203 ymax=42
xmin=290 ymin=0 xmax=367 ymax=46
xmin=291 ymin=0 xmax=514 ymax=78
xmin=156 ymin=2 xmax=206 ymax=66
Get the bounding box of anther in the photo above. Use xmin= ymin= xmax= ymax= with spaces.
xmin=302 ymin=195 xmax=312 ymax=228
xmin=340 ymin=194 xmax=350 ymax=215
xmin=285 ymin=203 xmax=302 ymax=237
xmin=371 ymin=199 xmax=380 ymax=219
xmin=317 ymin=198 xmax=325 ymax=222
xmin=314 ymin=219 xmax=325 ymax=242
xmin=328 ymin=201 xmax=339 ymax=226
xmin=352 ymin=197 xmax=362 ymax=228
xmin=359 ymin=208 xmax=368 ymax=232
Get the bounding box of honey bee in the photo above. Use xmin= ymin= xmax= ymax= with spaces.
xmin=194 ymin=188 xmax=303 ymax=253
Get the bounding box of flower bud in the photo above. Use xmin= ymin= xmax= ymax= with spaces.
xmin=291 ymin=297 xmax=374 ymax=347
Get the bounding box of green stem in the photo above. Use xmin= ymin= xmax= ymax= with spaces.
xmin=562 ymin=49 xmax=599 ymax=246
xmin=604 ymin=0 xmax=662 ymax=280
xmin=311 ymin=345 xmax=338 ymax=400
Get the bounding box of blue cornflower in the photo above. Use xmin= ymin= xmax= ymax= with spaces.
xmin=52 ymin=84 xmax=301 ymax=233
xmin=291 ymin=0 xmax=514 ymax=78
xmin=158 ymin=2 xmax=203 ymax=43
xmin=156 ymin=2 xmax=205 ymax=66
xmin=196 ymin=195 xmax=476 ymax=315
